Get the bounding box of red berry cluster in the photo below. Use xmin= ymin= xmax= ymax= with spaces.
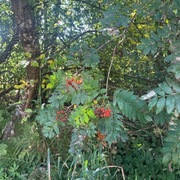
xmin=94 ymin=107 xmax=111 ymax=118
xmin=66 ymin=77 xmax=83 ymax=90
xmin=56 ymin=109 xmax=69 ymax=122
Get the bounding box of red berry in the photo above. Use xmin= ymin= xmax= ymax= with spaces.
xmin=95 ymin=107 xmax=111 ymax=118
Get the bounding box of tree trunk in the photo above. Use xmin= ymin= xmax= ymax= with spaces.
xmin=11 ymin=0 xmax=40 ymax=110
xmin=1 ymin=0 xmax=40 ymax=139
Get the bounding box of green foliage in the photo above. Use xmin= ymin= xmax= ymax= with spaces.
xmin=162 ymin=117 xmax=180 ymax=166
xmin=0 ymin=105 xmax=12 ymax=137
xmin=113 ymin=89 xmax=152 ymax=123
xmin=111 ymin=136 xmax=179 ymax=179
xmin=0 ymin=122 xmax=43 ymax=179
xmin=49 ymin=144 xmax=123 ymax=180
xmin=81 ymin=43 xmax=100 ymax=67
xmin=143 ymin=80 xmax=180 ymax=115
xmin=68 ymin=106 xmax=95 ymax=128
xmin=36 ymin=106 xmax=60 ymax=138
xmin=0 ymin=162 xmax=28 ymax=180
xmin=104 ymin=108 xmax=128 ymax=145
xmin=100 ymin=3 xmax=130 ymax=28
xmin=36 ymin=70 xmax=125 ymax=147
xmin=0 ymin=0 xmax=180 ymax=178
xmin=0 ymin=143 xmax=8 ymax=156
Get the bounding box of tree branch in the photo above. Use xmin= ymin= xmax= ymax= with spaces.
xmin=0 ymin=32 xmax=19 ymax=64
xmin=42 ymin=30 xmax=98 ymax=56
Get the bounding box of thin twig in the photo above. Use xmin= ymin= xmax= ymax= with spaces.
xmin=104 ymin=12 xmax=138 ymax=95
xmin=105 ymin=29 xmax=127 ymax=95
xmin=97 ymin=33 xmax=124 ymax=51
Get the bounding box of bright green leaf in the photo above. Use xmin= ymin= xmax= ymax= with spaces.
xmin=84 ymin=113 xmax=89 ymax=123
xmin=24 ymin=52 xmax=32 ymax=58
xmin=31 ymin=60 xmax=39 ymax=67
xmin=25 ymin=108 xmax=33 ymax=113
xmin=39 ymin=54 xmax=45 ymax=59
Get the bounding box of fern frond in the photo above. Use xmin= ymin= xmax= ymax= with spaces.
xmin=0 ymin=122 xmax=42 ymax=174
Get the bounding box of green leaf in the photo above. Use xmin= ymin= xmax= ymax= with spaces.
xmin=156 ymin=97 xmax=165 ymax=114
xmin=84 ymin=113 xmax=89 ymax=123
xmin=166 ymin=77 xmax=180 ymax=93
xmin=172 ymin=152 xmax=179 ymax=165
xmin=86 ymin=109 xmax=95 ymax=118
xmin=39 ymin=54 xmax=45 ymax=59
xmin=159 ymin=82 xmax=172 ymax=94
xmin=113 ymin=89 xmax=149 ymax=123
xmin=168 ymin=64 xmax=180 ymax=80
xmin=46 ymin=83 xmax=54 ymax=89
xmin=117 ymin=15 xmax=130 ymax=27
xmin=154 ymin=110 xmax=170 ymax=125
xmin=175 ymin=99 xmax=180 ymax=113
xmin=143 ymin=46 xmax=151 ymax=55
xmin=24 ymin=52 xmax=32 ymax=58
xmin=144 ymin=115 xmax=153 ymax=122
xmin=154 ymin=87 xmax=165 ymax=96
xmin=31 ymin=60 xmax=39 ymax=67
xmin=54 ymin=125 xmax=59 ymax=134
xmin=166 ymin=95 xmax=175 ymax=114
xmin=148 ymin=97 xmax=158 ymax=111
xmin=169 ymin=40 xmax=180 ymax=53
xmin=117 ymin=100 xmax=124 ymax=111
xmin=25 ymin=108 xmax=33 ymax=113
xmin=80 ymin=92 xmax=87 ymax=104
xmin=71 ymin=92 xmax=81 ymax=105
xmin=164 ymin=54 xmax=176 ymax=62
xmin=0 ymin=143 xmax=8 ymax=156
xmin=162 ymin=153 xmax=171 ymax=164
xmin=150 ymin=45 xmax=158 ymax=55
xmin=45 ymin=121 xmax=54 ymax=126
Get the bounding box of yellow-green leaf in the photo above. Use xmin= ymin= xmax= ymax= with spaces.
xmin=31 ymin=60 xmax=39 ymax=67
xmin=84 ymin=113 xmax=89 ymax=123
xmin=39 ymin=54 xmax=45 ymax=60
xmin=24 ymin=52 xmax=32 ymax=58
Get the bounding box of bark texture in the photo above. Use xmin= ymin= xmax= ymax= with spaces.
xmin=11 ymin=0 xmax=40 ymax=110
xmin=2 ymin=0 xmax=40 ymax=139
